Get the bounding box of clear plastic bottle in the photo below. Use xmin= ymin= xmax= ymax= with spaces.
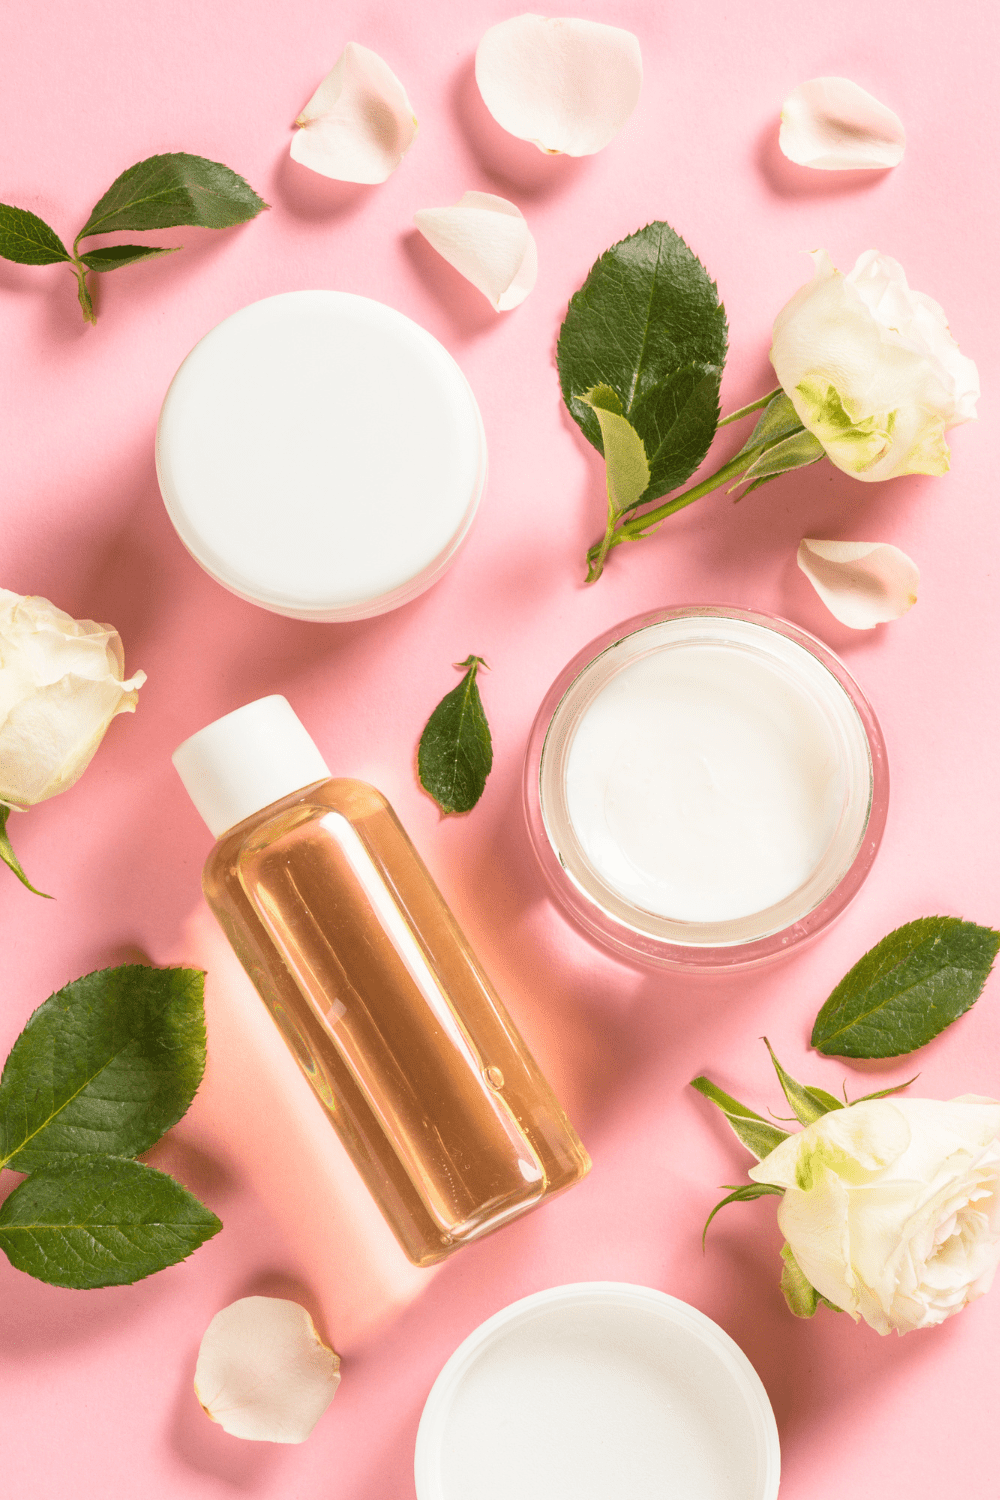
xmin=173 ymin=696 xmax=590 ymax=1266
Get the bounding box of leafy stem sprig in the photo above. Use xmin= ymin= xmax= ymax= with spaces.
xmin=0 ymin=153 xmax=267 ymax=324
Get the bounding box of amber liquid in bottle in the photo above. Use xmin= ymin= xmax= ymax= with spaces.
xmin=203 ymin=777 xmax=590 ymax=1266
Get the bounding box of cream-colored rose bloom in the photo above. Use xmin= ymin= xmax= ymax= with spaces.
xmin=770 ymin=250 xmax=979 ymax=483
xmin=0 ymin=589 xmax=146 ymax=808
xmin=750 ymin=1096 xmax=1000 ymax=1335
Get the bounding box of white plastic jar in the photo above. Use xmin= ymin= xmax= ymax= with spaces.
xmin=156 ymin=291 xmax=487 ymax=621
xmin=524 ymin=606 xmax=888 ymax=969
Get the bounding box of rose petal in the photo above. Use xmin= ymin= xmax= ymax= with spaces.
xmin=475 ymin=15 xmax=642 ymax=156
xmin=194 ymin=1297 xmax=341 ymax=1443
xmin=290 ymin=43 xmax=417 ymax=183
xmin=779 ymin=77 xmax=905 ymax=171
xmin=414 ymin=191 xmax=538 ymax=310
xmin=798 ymin=538 xmax=919 ymax=629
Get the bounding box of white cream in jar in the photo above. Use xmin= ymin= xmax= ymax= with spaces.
xmin=525 ymin=609 xmax=887 ymax=968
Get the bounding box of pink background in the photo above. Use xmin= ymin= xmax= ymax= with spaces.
xmin=2 ymin=2 xmax=998 ymax=1496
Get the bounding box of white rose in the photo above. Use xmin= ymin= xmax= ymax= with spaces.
xmin=749 ymin=1095 xmax=1000 ymax=1335
xmin=770 ymin=249 xmax=979 ymax=482
xmin=0 ymin=589 xmax=146 ymax=809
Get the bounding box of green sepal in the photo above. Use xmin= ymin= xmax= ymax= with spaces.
xmin=702 ymin=1182 xmax=783 ymax=1247
xmin=811 ymin=916 xmax=1000 ymax=1058
xmin=0 ymin=204 xmax=71 ymax=265
xmin=851 ymin=1076 xmax=919 ymax=1104
xmin=733 ymin=427 xmax=825 ymax=494
xmin=779 ymin=1241 xmax=843 ymax=1318
xmin=733 ymin=388 xmax=804 ymax=457
xmin=763 ymin=1038 xmax=842 ymax=1126
xmin=690 ymin=1075 xmax=790 ymax=1160
xmin=0 ymin=806 xmax=52 ymax=898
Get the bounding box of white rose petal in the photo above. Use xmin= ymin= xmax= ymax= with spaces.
xmin=195 ymin=1296 xmax=341 ymax=1443
xmin=779 ymin=77 xmax=905 ymax=171
xmin=751 ymin=1096 xmax=1000 ymax=1335
xmin=0 ymin=589 xmax=145 ymax=809
xmin=770 ymin=249 xmax=980 ymax=483
xmin=797 ymin=538 xmax=919 ymax=629
xmin=414 ymin=191 xmax=538 ymax=311
xmin=475 ymin=15 xmax=642 ymax=156
xmin=290 ymin=43 xmax=417 ymax=183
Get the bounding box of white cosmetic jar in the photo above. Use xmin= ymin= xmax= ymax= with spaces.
xmin=156 ymin=290 xmax=487 ymax=621
xmin=414 ymin=1282 xmax=780 ymax=1500
xmin=524 ymin=606 xmax=888 ymax=969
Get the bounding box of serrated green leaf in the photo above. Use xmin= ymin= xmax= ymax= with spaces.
xmin=702 ymin=1182 xmax=783 ymax=1246
xmin=0 ymin=805 xmax=51 ymax=898
xmin=0 ymin=1157 xmax=220 ymax=1289
xmin=557 ymin=221 xmax=727 ymax=502
xmin=811 ymin=917 xmax=1000 ymax=1058
xmin=78 ymin=244 xmax=179 ymax=271
xmin=77 ymin=153 xmax=267 ymax=241
xmin=0 ymin=965 xmax=206 ymax=1172
xmin=581 ymin=387 xmax=650 ymax=517
xmin=763 ymin=1039 xmax=842 ymax=1126
xmin=0 ymin=203 xmax=71 ymax=265
xmin=690 ymin=1075 xmax=790 ymax=1160
xmin=418 ymin=656 xmax=493 ymax=815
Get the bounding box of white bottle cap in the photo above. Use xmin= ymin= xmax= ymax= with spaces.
xmin=172 ymin=696 xmax=331 ymax=839
xmin=156 ymin=290 xmax=488 ymax=623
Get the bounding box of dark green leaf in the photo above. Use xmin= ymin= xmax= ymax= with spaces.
xmin=0 ymin=1157 xmax=220 ymax=1289
xmin=763 ymin=1039 xmax=842 ymax=1126
xmin=0 ymin=203 xmax=71 ymax=264
xmin=690 ymin=1075 xmax=789 ymax=1160
xmin=0 ymin=965 xmax=206 ymax=1172
xmin=77 ymin=153 xmax=267 ymax=241
xmin=811 ymin=917 xmax=1000 ymax=1058
xmin=78 ymin=244 xmax=179 ymax=271
xmin=0 ymin=806 xmax=51 ymax=898
xmin=418 ymin=656 xmax=493 ymax=815
xmin=702 ymin=1182 xmax=783 ymax=1246
xmin=557 ymin=220 xmax=727 ymax=502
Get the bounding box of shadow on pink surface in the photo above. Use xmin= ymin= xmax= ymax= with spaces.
xmin=449 ymin=56 xmax=590 ymax=202
xmin=754 ymin=119 xmax=895 ymax=200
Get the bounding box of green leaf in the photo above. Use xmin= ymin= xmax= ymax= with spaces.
xmin=702 ymin=1182 xmax=783 ymax=1246
xmin=0 ymin=965 xmax=206 ymax=1172
xmin=78 ymin=244 xmax=179 ymax=271
xmin=76 ymin=152 xmax=267 ymax=242
xmin=557 ymin=220 xmax=728 ymax=502
xmin=0 ymin=1157 xmax=220 ymax=1289
xmin=0 ymin=203 xmax=71 ymax=265
xmin=418 ymin=656 xmax=493 ymax=815
xmin=0 ymin=806 xmax=52 ymax=898
xmin=811 ymin=917 xmax=1000 ymax=1058
xmin=581 ymin=387 xmax=650 ymax=517
xmin=690 ymin=1076 xmax=790 ymax=1160
xmin=763 ymin=1038 xmax=842 ymax=1126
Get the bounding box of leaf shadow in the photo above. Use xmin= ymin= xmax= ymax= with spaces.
xmin=449 ymin=55 xmax=590 ymax=202
xmin=755 ymin=119 xmax=895 ymax=200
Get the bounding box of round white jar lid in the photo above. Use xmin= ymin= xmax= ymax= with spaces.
xmin=156 ymin=290 xmax=488 ymax=621
xmin=415 ymin=1282 xmax=780 ymax=1500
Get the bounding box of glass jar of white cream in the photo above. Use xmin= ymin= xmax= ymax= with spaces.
xmin=524 ymin=607 xmax=888 ymax=969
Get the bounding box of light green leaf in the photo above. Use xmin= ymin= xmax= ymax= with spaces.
xmin=702 ymin=1182 xmax=783 ymax=1247
xmin=690 ymin=1075 xmax=790 ymax=1160
xmin=763 ymin=1039 xmax=842 ymax=1126
xmin=78 ymin=244 xmax=179 ymax=272
xmin=0 ymin=806 xmax=51 ymax=898
xmin=0 ymin=1157 xmax=221 ymax=1289
xmin=811 ymin=917 xmax=1000 ymax=1058
xmin=581 ymin=387 xmax=650 ymax=517
xmin=0 ymin=204 xmax=71 ymax=265
xmin=0 ymin=965 xmax=206 ymax=1172
xmin=77 ymin=152 xmax=267 ymax=241
xmin=417 ymin=656 xmax=493 ymax=815
xmin=557 ymin=221 xmax=727 ymax=503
